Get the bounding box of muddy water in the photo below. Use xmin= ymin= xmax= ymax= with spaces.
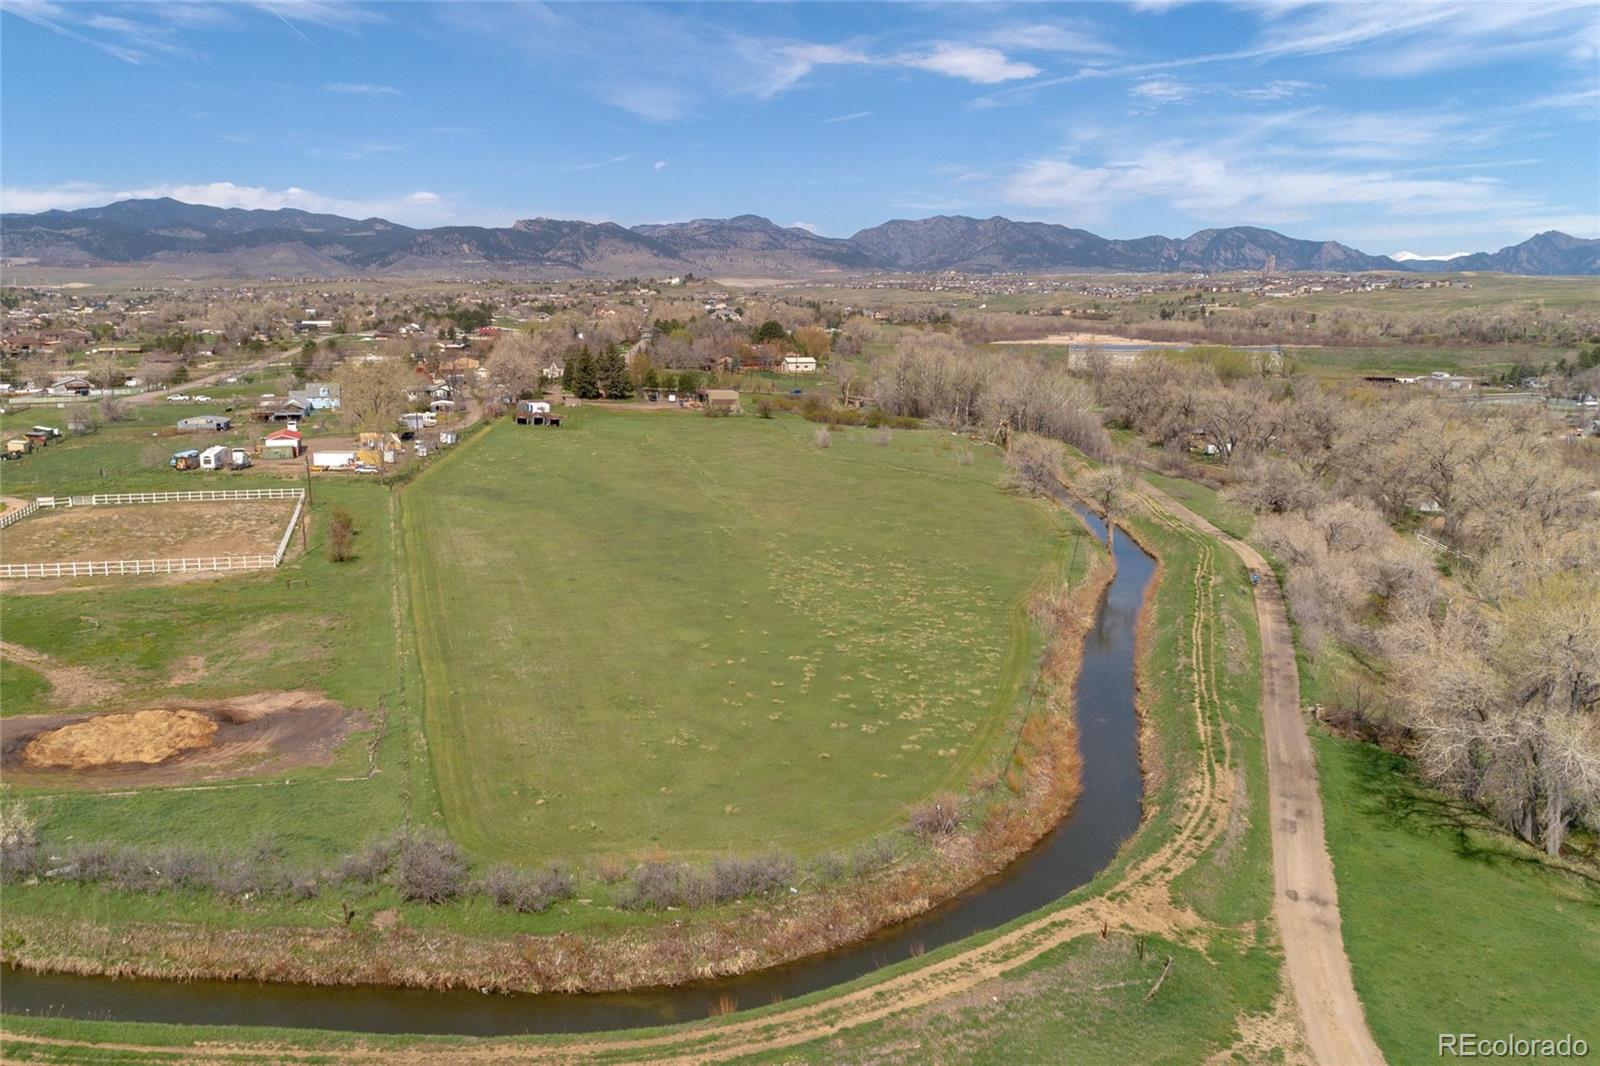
xmin=0 ymin=512 xmax=1155 ymax=1036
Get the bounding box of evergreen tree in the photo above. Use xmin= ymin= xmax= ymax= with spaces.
xmin=561 ymin=358 xmax=575 ymax=391
xmin=598 ymin=350 xmax=632 ymax=399
xmin=571 ymin=350 xmax=601 ymax=399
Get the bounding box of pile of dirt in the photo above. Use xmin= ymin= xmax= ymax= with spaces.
xmin=2 ymin=691 xmax=361 ymax=788
xmin=22 ymin=708 xmax=218 ymax=768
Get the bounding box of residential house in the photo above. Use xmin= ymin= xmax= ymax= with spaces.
xmin=47 ymin=375 xmax=94 ymax=396
xmin=780 ymin=355 xmax=818 ymax=374
xmin=289 ymin=383 xmax=342 ymax=410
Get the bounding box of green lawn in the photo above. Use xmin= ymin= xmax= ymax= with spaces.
xmin=1318 ymin=735 xmax=1600 ymax=1065
xmin=1140 ymin=469 xmax=1254 ymax=540
xmin=403 ymin=411 xmax=1070 ymax=861
xmin=0 ymin=660 xmax=51 ymax=716
xmin=0 ymin=481 xmax=416 ymax=862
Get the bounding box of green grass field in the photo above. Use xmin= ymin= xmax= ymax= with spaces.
xmin=1317 ymin=735 xmax=1600 ymax=1064
xmin=403 ymin=412 xmax=1069 ymax=861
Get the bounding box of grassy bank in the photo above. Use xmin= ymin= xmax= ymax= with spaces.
xmin=1317 ymin=734 xmax=1600 ymax=1064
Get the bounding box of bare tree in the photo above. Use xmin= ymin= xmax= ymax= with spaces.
xmin=334 ymin=355 xmax=414 ymax=432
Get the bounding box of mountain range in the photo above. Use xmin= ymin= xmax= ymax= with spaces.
xmin=2 ymin=198 xmax=1595 ymax=278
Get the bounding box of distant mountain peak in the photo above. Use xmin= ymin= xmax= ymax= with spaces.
xmin=2 ymin=198 xmax=1594 ymax=278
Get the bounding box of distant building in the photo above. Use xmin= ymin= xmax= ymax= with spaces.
xmin=289 ymin=383 xmax=341 ymax=410
xmin=780 ymin=355 xmax=819 ymax=374
xmin=176 ymin=415 xmax=232 ymax=432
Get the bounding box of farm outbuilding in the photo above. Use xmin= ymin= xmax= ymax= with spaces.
xmin=177 ymin=415 xmax=232 ymax=432
xmin=261 ymin=428 xmax=303 ymax=459
xmin=699 ymin=389 xmax=741 ymax=412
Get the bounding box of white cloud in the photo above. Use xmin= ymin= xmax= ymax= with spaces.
xmin=823 ymin=110 xmax=873 ymax=124
xmin=323 ymin=82 xmax=400 ymax=96
xmin=790 ymin=221 xmax=820 ymax=234
xmin=602 ymin=84 xmax=693 ymax=122
xmin=568 ymin=155 xmax=632 ymax=172
xmin=899 ymin=44 xmax=1039 ymax=84
xmin=984 ymin=22 xmax=1118 ymax=56
xmin=1130 ymin=77 xmax=1193 ymax=103
xmin=1126 ymin=1 xmax=1597 ymax=77
xmin=0 ymin=181 xmax=453 ymax=224
xmin=653 ymin=160 xmax=668 ymax=171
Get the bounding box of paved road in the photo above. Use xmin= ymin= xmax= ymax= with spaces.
xmin=1140 ymin=486 xmax=1386 ymax=1066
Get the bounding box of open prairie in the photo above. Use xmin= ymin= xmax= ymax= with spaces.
xmin=403 ymin=412 xmax=1067 ymax=860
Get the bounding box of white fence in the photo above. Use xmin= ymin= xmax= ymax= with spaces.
xmin=0 ymin=556 xmax=278 ymax=579
xmin=36 ymin=488 xmax=305 ymax=508
xmin=1 ymin=487 xmax=306 ymax=580
xmin=0 ymin=500 xmax=39 ymax=530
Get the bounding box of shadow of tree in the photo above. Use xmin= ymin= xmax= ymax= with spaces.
xmin=1346 ymin=741 xmax=1600 ymax=888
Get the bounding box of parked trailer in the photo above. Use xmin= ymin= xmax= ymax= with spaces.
xmin=170 ymin=449 xmax=202 ymax=471
xmin=311 ymin=450 xmax=358 ymax=471
xmin=198 ymin=445 xmax=231 ymax=471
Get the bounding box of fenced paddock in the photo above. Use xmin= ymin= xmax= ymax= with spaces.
xmin=0 ymin=489 xmax=305 ymax=581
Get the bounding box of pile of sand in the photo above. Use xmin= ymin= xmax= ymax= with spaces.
xmin=22 ymin=708 xmax=218 ymax=769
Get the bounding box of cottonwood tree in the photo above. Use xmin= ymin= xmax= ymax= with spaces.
xmin=1081 ymin=463 xmax=1135 ymax=547
xmin=334 ymin=355 xmax=414 ymax=431
xmin=486 ymin=331 xmax=545 ymax=401
xmin=1385 ymin=572 xmax=1600 ymax=856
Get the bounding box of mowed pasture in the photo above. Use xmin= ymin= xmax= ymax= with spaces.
xmin=0 ymin=500 xmax=295 ymax=565
xmin=403 ymin=412 xmax=1070 ymax=862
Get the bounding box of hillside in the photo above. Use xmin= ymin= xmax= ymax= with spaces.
xmin=2 ymin=198 xmax=1593 ymax=277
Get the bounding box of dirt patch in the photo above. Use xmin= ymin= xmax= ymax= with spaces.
xmin=22 ymin=708 xmax=218 ymax=768
xmin=0 ymin=690 xmax=362 ymax=788
xmin=0 ymin=500 xmax=294 ymax=564
xmin=0 ymin=641 xmax=119 ymax=707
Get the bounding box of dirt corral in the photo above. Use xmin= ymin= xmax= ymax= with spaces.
xmin=0 ymin=691 xmax=362 ymax=788
xmin=0 ymin=500 xmax=295 ymax=565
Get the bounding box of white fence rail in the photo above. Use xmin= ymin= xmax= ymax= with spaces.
xmin=273 ymin=492 xmax=305 ymax=566
xmin=36 ymin=488 xmax=305 ymax=508
xmin=0 ymin=500 xmax=40 ymax=530
xmin=2 ymin=488 xmax=306 ymax=580
xmin=0 ymin=556 xmax=277 ymax=579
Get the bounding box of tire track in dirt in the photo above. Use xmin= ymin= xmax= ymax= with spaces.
xmin=1134 ymin=485 xmax=1383 ymax=1066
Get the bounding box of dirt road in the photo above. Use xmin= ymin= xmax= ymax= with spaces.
xmin=1138 ymin=487 xmax=1385 ymax=1066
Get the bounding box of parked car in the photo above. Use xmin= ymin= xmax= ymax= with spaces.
xmin=191 ymin=394 xmax=213 ymax=403
xmin=353 ymin=464 xmax=381 ymax=475
xmin=166 ymin=394 xmax=190 ymax=402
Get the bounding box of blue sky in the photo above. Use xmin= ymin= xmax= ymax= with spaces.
xmin=2 ymin=1 xmax=1596 ymax=255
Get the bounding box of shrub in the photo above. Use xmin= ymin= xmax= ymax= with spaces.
xmin=481 ymin=863 xmax=576 ymax=913
xmin=755 ymin=397 xmax=774 ymax=419
xmin=813 ymin=427 xmax=832 ymax=449
xmin=908 ymin=796 xmax=962 ymax=839
xmin=327 ymin=505 xmax=356 ymax=563
xmin=393 ymin=832 xmax=466 ymax=903
xmin=0 ymin=805 xmax=39 ymax=882
xmin=593 ymin=854 xmax=627 ymax=883
xmin=333 ymin=834 xmax=400 ymax=884
xmin=709 ymin=853 xmax=796 ymax=903
xmin=617 ymin=861 xmax=706 ymax=910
